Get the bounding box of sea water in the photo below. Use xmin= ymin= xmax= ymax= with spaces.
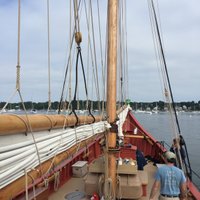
xmin=133 ymin=111 xmax=200 ymax=189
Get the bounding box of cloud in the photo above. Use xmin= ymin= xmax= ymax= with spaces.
xmin=0 ymin=0 xmax=200 ymax=103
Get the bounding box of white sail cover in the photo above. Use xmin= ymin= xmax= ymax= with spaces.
xmin=0 ymin=106 xmax=130 ymax=189
xmin=0 ymin=121 xmax=110 ymax=189
xmin=117 ymin=105 xmax=132 ymax=137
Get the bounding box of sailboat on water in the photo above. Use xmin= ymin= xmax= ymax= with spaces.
xmin=0 ymin=1 xmax=200 ymax=200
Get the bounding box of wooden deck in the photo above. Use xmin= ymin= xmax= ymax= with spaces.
xmin=49 ymin=162 xmax=159 ymax=200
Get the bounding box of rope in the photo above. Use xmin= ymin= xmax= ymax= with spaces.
xmin=100 ymin=2 xmax=110 ymax=118
xmin=1 ymin=0 xmax=46 ymax=183
xmin=58 ymin=0 xmax=83 ymax=114
xmin=83 ymin=0 xmax=98 ymax=111
xmin=73 ymin=0 xmax=80 ymax=33
xmin=0 ymin=90 xmax=17 ymax=114
xmin=69 ymin=45 xmax=81 ymax=125
xmin=16 ymin=0 xmax=21 ymax=91
xmin=147 ymin=0 xmax=193 ymax=179
xmin=16 ymin=65 xmax=20 ymax=91
xmin=105 ymin=178 xmax=115 ymax=200
xmin=84 ymin=0 xmax=94 ymax=113
xmin=68 ymin=0 xmax=73 ymax=112
xmin=25 ymin=168 xmax=37 ymax=200
xmin=83 ymin=0 xmax=106 ymax=114
xmin=43 ymin=118 xmax=69 ymax=176
xmin=44 ymin=178 xmax=49 ymax=188
xmin=117 ymin=175 xmax=122 ymax=199
xmin=148 ymin=0 xmax=181 ymax=135
xmin=4 ymin=1 xmax=47 ymax=185
xmin=97 ymin=0 xmax=105 ymax=112
xmin=17 ymin=0 xmax=21 ymax=68
xmin=17 ymin=94 xmax=48 ymax=186
xmin=118 ymin=1 xmax=125 ymax=106
xmin=25 ymin=169 xmax=28 ymax=200
xmin=89 ymin=0 xmax=101 ymax=110
xmin=179 ymin=136 xmax=192 ymax=179
xmin=98 ymin=174 xmax=105 ymax=197
xmin=47 ymin=0 xmax=51 ymax=112
xmin=43 ymin=113 xmax=74 ymax=177
xmin=27 ymin=172 xmax=36 ymax=200
xmin=58 ymin=1 xmax=80 ymax=114
xmin=148 ymin=0 xmax=179 ymax=145
xmin=75 ymin=128 xmax=82 ymax=154
xmin=147 ymin=0 xmax=167 ymax=114
xmin=70 ymin=19 xmax=96 ymax=124
xmin=124 ymin=1 xmax=129 ymax=100
xmin=54 ymin=171 xmax=60 ymax=191
xmin=84 ymin=0 xmax=91 ymax=112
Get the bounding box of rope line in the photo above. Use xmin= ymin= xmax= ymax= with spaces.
xmin=89 ymin=0 xmax=101 ymax=110
xmin=47 ymin=0 xmax=51 ymax=112
xmin=97 ymin=0 xmax=105 ymax=110
xmin=58 ymin=0 xmax=81 ymax=114
xmin=147 ymin=0 xmax=193 ymax=179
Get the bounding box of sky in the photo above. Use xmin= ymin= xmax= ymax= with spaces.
xmin=0 ymin=0 xmax=200 ymax=103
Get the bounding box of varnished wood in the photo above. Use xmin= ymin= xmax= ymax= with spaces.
xmin=106 ymin=0 xmax=118 ymax=196
xmin=0 ymin=114 xmax=103 ymax=135
xmin=125 ymin=135 xmax=149 ymax=139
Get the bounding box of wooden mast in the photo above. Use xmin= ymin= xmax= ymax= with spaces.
xmin=106 ymin=0 xmax=118 ymax=197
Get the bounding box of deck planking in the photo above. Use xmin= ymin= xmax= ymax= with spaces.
xmin=49 ymin=162 xmax=159 ymax=200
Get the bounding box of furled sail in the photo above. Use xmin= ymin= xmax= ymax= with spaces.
xmin=0 ymin=105 xmax=130 ymax=190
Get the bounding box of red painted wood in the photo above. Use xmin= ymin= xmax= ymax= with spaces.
xmin=118 ymin=145 xmax=137 ymax=160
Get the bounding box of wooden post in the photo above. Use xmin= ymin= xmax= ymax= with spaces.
xmin=106 ymin=0 xmax=118 ymax=198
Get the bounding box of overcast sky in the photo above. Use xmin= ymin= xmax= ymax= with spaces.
xmin=0 ymin=0 xmax=200 ymax=103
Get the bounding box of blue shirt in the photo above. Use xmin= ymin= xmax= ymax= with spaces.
xmin=155 ymin=165 xmax=186 ymax=195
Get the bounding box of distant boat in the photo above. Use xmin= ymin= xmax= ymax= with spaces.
xmin=7 ymin=109 xmax=16 ymax=113
xmin=134 ymin=109 xmax=146 ymax=114
xmin=30 ymin=109 xmax=37 ymax=114
xmin=152 ymin=110 xmax=158 ymax=114
xmin=145 ymin=111 xmax=152 ymax=115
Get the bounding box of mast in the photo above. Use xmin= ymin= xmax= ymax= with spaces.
xmin=106 ymin=0 xmax=118 ymax=197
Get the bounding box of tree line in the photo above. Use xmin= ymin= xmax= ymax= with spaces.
xmin=130 ymin=101 xmax=200 ymax=111
xmin=1 ymin=100 xmax=200 ymax=111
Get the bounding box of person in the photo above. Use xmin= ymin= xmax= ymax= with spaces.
xmin=170 ymin=137 xmax=188 ymax=175
xmin=149 ymin=151 xmax=187 ymax=200
xmin=136 ymin=149 xmax=147 ymax=170
xmin=170 ymin=138 xmax=186 ymax=161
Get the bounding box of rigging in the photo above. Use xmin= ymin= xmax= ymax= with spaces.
xmin=148 ymin=0 xmax=192 ymax=179
xmin=47 ymin=0 xmax=52 ymax=113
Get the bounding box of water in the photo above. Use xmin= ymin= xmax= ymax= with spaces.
xmin=133 ymin=111 xmax=200 ymax=189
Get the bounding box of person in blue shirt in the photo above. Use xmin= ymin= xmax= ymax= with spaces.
xmin=149 ymin=151 xmax=187 ymax=200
